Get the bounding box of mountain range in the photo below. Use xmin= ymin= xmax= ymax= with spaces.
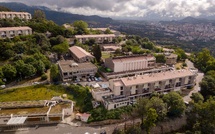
xmin=0 ymin=2 xmax=214 ymax=26
xmin=0 ymin=2 xmax=113 ymax=26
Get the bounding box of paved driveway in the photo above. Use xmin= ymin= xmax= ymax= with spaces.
xmin=183 ymin=59 xmax=204 ymax=102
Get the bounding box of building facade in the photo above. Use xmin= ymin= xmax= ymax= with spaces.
xmin=0 ymin=12 xmax=32 ymax=20
xmin=104 ymin=55 xmax=156 ymax=73
xmin=101 ymin=69 xmax=196 ymax=110
xmin=69 ymin=46 xmax=94 ymax=63
xmin=0 ymin=27 xmax=32 ymax=38
xmin=58 ymin=60 xmax=97 ymax=81
xmin=165 ymin=53 xmax=178 ymax=65
xmin=75 ymin=34 xmax=116 ymax=44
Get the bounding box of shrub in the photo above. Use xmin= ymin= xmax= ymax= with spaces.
xmin=41 ymin=73 xmax=47 ymax=80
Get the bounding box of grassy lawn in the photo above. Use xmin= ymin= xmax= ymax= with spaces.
xmin=175 ymin=62 xmax=183 ymax=70
xmin=0 ymin=84 xmax=92 ymax=112
xmin=0 ymin=85 xmax=72 ymax=102
xmin=102 ymin=52 xmax=111 ymax=59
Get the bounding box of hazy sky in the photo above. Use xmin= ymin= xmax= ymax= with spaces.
xmin=0 ymin=0 xmax=215 ymax=18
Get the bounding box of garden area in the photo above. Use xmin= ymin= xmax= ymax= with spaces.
xmin=0 ymin=85 xmax=70 ymax=102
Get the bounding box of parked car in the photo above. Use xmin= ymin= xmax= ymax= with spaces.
xmin=95 ymin=77 xmax=99 ymax=81
xmin=98 ymin=77 xmax=103 ymax=81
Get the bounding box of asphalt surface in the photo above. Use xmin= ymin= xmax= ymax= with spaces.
xmin=4 ymin=122 xmax=128 ymax=134
xmin=183 ymin=59 xmax=204 ymax=102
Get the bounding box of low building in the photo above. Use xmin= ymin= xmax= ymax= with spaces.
xmin=75 ymin=113 xmax=91 ymax=122
xmin=58 ymin=60 xmax=97 ymax=81
xmin=69 ymin=46 xmax=94 ymax=63
xmin=104 ymin=55 xmax=156 ymax=73
xmin=102 ymin=45 xmax=121 ymax=51
xmin=0 ymin=27 xmax=32 ymax=39
xmin=102 ymin=69 xmax=196 ymax=110
xmin=75 ymin=34 xmax=116 ymax=44
xmin=165 ymin=53 xmax=178 ymax=65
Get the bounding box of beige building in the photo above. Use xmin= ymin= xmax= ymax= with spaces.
xmin=69 ymin=46 xmax=94 ymax=63
xmin=101 ymin=69 xmax=196 ymax=110
xmin=0 ymin=12 xmax=32 ymax=20
xmin=104 ymin=55 xmax=156 ymax=73
xmin=75 ymin=34 xmax=116 ymax=44
xmin=0 ymin=27 xmax=32 ymax=38
xmin=165 ymin=53 xmax=178 ymax=65
xmin=58 ymin=60 xmax=97 ymax=81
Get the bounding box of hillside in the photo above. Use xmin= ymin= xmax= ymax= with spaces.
xmin=0 ymin=2 xmax=113 ymax=26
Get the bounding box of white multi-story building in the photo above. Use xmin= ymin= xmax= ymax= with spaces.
xmin=104 ymin=55 xmax=156 ymax=73
xmin=0 ymin=12 xmax=32 ymax=20
xmin=99 ymin=69 xmax=197 ymax=110
xmin=75 ymin=34 xmax=116 ymax=44
xmin=0 ymin=27 xmax=32 ymax=38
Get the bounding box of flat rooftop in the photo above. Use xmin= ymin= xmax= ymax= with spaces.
xmin=58 ymin=60 xmax=97 ymax=72
xmin=118 ymin=69 xmax=195 ymax=87
xmin=111 ymin=55 xmax=155 ymax=63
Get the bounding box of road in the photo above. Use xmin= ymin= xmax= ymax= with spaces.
xmin=183 ymin=59 xmax=204 ymax=102
xmin=4 ymin=120 xmax=138 ymax=134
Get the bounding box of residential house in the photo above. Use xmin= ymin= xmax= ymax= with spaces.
xmin=0 ymin=12 xmax=31 ymax=20
xmin=75 ymin=34 xmax=116 ymax=44
xmin=0 ymin=27 xmax=32 ymax=38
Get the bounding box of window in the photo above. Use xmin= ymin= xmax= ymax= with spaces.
xmin=135 ymin=90 xmax=138 ymax=94
xmin=120 ymin=91 xmax=123 ymax=95
xmin=120 ymin=86 xmax=123 ymax=90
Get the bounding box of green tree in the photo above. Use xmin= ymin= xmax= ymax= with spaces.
xmin=125 ymin=126 xmax=141 ymax=134
xmin=104 ymin=28 xmax=112 ymax=34
xmin=200 ymin=75 xmax=215 ymax=98
xmin=195 ymin=48 xmax=212 ymax=72
xmin=190 ymin=92 xmax=204 ymax=103
xmin=33 ymin=60 xmax=45 ymax=74
xmin=147 ymin=97 xmax=167 ymax=121
xmin=50 ymin=64 xmax=60 ymax=82
xmin=155 ymin=54 xmax=166 ymax=63
xmin=33 ymin=10 xmax=46 ymax=20
xmin=143 ymin=108 xmax=158 ymax=134
xmin=163 ymin=92 xmax=186 ymax=117
xmin=136 ymin=98 xmax=149 ymax=125
xmin=50 ymin=35 xmax=65 ymax=46
xmin=33 ymin=33 xmax=51 ymax=51
xmin=2 ymin=64 xmax=17 ymax=80
xmin=73 ymin=20 xmax=89 ymax=35
xmin=186 ymin=98 xmax=215 ymax=134
xmin=175 ymin=48 xmax=187 ymax=61
xmin=92 ymin=44 xmax=102 ymax=62
xmin=0 ymin=6 xmax=12 ymax=11
xmin=52 ymin=41 xmax=69 ymax=58
xmin=22 ymin=64 xmax=36 ymax=77
xmin=142 ymin=42 xmax=154 ymax=50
